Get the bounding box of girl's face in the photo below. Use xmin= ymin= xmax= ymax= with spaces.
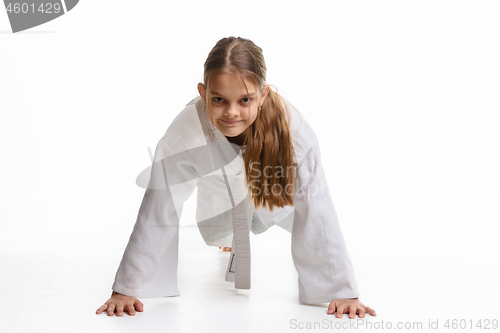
xmin=198 ymin=72 xmax=269 ymax=141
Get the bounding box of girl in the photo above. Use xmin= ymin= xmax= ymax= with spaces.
xmin=96 ymin=36 xmax=376 ymax=319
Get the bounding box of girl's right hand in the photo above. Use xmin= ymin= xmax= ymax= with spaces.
xmin=96 ymin=291 xmax=144 ymax=316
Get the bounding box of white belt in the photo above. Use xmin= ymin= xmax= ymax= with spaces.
xmin=221 ymin=165 xmax=252 ymax=289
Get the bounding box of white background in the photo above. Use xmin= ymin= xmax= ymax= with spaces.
xmin=1 ymin=1 xmax=499 ymax=332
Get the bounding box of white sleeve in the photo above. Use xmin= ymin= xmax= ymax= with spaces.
xmin=291 ymin=123 xmax=360 ymax=304
xmin=111 ymin=141 xmax=198 ymax=298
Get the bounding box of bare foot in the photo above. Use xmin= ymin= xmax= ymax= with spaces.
xmin=218 ymin=247 xmax=232 ymax=251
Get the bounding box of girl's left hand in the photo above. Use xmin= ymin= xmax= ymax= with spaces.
xmin=327 ymin=298 xmax=376 ymax=318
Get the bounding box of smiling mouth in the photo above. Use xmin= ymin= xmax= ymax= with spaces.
xmin=220 ymin=119 xmax=242 ymax=125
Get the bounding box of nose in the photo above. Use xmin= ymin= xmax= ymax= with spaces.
xmin=224 ymin=103 xmax=240 ymax=117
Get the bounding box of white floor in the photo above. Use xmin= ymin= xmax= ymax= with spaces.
xmin=1 ymin=224 xmax=498 ymax=333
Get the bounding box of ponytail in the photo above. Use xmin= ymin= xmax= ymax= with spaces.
xmin=243 ymin=87 xmax=296 ymax=212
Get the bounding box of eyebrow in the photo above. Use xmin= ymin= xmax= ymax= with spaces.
xmin=211 ymin=91 xmax=257 ymax=98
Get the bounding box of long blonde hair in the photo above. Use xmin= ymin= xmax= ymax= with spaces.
xmin=203 ymin=37 xmax=296 ymax=212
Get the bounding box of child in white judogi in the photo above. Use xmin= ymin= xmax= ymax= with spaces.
xmin=96 ymin=36 xmax=376 ymax=319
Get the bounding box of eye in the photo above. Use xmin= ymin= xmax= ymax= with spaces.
xmin=241 ymin=97 xmax=251 ymax=104
xmin=213 ymin=97 xmax=224 ymax=103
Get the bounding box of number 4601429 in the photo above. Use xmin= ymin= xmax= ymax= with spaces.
xmin=6 ymin=2 xmax=62 ymax=14
xmin=444 ymin=319 xmax=498 ymax=330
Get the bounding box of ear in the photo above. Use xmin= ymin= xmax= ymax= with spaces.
xmin=260 ymin=84 xmax=271 ymax=106
xmin=197 ymin=83 xmax=206 ymax=105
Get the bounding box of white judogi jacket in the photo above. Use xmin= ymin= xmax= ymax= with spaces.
xmin=112 ymin=96 xmax=360 ymax=304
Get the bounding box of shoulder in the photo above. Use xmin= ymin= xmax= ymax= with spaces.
xmin=280 ymin=97 xmax=320 ymax=164
xmin=154 ymin=97 xmax=207 ymax=160
xmin=166 ymin=97 xmax=203 ymax=134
